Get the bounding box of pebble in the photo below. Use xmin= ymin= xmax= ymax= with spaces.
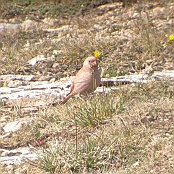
xmin=28 ymin=55 xmax=46 ymax=66
xmin=3 ymin=121 xmax=23 ymax=133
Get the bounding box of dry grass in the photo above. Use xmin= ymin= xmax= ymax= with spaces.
xmin=1 ymin=0 xmax=173 ymax=76
xmin=1 ymin=81 xmax=172 ymax=173
xmin=16 ymin=82 xmax=171 ymax=174
xmin=0 ymin=82 xmax=173 ymax=173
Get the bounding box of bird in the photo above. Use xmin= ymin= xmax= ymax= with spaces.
xmin=61 ymin=56 xmax=101 ymax=104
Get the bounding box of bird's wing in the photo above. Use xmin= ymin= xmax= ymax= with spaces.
xmin=73 ymin=70 xmax=92 ymax=94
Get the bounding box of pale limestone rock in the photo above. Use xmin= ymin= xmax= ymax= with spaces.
xmin=3 ymin=121 xmax=22 ymax=133
xmin=7 ymin=80 xmax=26 ymax=88
xmin=28 ymin=55 xmax=46 ymax=66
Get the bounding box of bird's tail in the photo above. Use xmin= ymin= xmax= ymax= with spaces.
xmin=60 ymin=93 xmax=73 ymax=104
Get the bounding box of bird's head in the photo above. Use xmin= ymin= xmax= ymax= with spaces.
xmin=83 ymin=56 xmax=99 ymax=70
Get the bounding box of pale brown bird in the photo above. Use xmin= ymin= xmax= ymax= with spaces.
xmin=61 ymin=56 xmax=101 ymax=104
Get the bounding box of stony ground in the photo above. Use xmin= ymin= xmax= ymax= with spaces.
xmin=0 ymin=0 xmax=174 ymax=174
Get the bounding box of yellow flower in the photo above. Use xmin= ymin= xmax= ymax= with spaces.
xmin=169 ymin=34 xmax=174 ymax=41
xmin=94 ymin=51 xmax=101 ymax=58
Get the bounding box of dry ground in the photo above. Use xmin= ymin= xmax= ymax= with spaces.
xmin=0 ymin=0 xmax=174 ymax=173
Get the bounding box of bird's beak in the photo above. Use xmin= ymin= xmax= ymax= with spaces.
xmin=91 ymin=60 xmax=97 ymax=67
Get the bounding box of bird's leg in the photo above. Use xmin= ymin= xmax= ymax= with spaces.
xmin=100 ymin=68 xmax=105 ymax=96
xmin=77 ymin=94 xmax=86 ymax=103
xmin=102 ymin=78 xmax=105 ymax=96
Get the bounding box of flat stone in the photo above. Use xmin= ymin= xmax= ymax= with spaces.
xmin=3 ymin=121 xmax=22 ymax=133
xmin=28 ymin=55 xmax=46 ymax=66
xmin=7 ymin=80 xmax=26 ymax=88
xmin=20 ymin=19 xmax=38 ymax=30
xmin=0 ymin=147 xmax=38 ymax=165
xmin=0 ymin=75 xmax=34 ymax=81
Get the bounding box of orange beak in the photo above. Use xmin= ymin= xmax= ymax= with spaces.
xmin=91 ymin=60 xmax=97 ymax=67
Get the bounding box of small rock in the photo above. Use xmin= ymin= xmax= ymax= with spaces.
xmin=0 ymin=75 xmax=34 ymax=81
xmin=52 ymin=62 xmax=60 ymax=69
xmin=93 ymin=24 xmax=102 ymax=30
xmin=38 ymin=76 xmax=52 ymax=81
xmin=28 ymin=55 xmax=46 ymax=66
xmin=132 ymin=12 xmax=139 ymax=18
xmin=50 ymin=78 xmax=56 ymax=82
xmin=21 ymin=19 xmax=38 ymax=30
xmin=97 ymin=3 xmax=117 ymax=11
xmin=53 ymin=50 xmax=64 ymax=56
xmin=7 ymin=80 xmax=26 ymax=88
xmin=3 ymin=121 xmax=22 ymax=133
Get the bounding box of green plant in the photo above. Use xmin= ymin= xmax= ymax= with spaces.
xmin=73 ymin=94 xmax=125 ymax=127
xmin=33 ymin=123 xmax=42 ymax=138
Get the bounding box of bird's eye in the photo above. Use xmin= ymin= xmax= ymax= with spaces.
xmin=89 ymin=60 xmax=91 ymax=62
